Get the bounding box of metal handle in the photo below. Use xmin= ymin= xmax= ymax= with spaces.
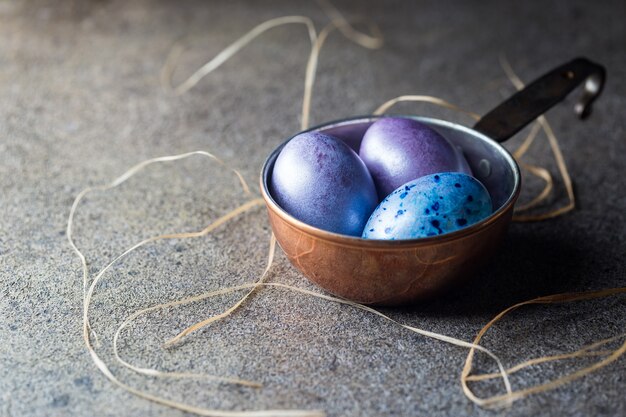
xmin=473 ymin=57 xmax=606 ymax=143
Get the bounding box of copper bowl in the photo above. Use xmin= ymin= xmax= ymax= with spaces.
xmin=260 ymin=58 xmax=605 ymax=306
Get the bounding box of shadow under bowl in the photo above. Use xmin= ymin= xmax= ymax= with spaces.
xmin=260 ymin=115 xmax=521 ymax=306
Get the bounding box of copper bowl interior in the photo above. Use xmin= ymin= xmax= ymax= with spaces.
xmin=260 ymin=116 xmax=520 ymax=305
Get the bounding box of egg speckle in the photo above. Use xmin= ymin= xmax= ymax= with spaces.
xmin=362 ymin=172 xmax=492 ymax=240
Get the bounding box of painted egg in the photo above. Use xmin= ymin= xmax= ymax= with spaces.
xmin=362 ymin=172 xmax=492 ymax=240
xmin=271 ymin=131 xmax=378 ymax=236
xmin=359 ymin=117 xmax=471 ymax=198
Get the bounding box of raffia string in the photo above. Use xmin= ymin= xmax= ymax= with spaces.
xmin=373 ymin=95 xmax=482 ymax=120
xmin=162 ymin=16 xmax=317 ymax=96
xmin=160 ymin=9 xmax=383 ymax=130
xmin=500 ymin=55 xmax=577 ymax=221
xmin=68 ymin=2 xmax=624 ymax=417
xmin=460 ymin=288 xmax=626 ymax=408
xmin=160 ymin=234 xmax=278 ymax=348
xmin=68 ymin=152 xmax=323 ymax=416
xmin=465 ymin=332 xmax=626 ymax=382
xmin=315 ymin=0 xmax=384 ymax=50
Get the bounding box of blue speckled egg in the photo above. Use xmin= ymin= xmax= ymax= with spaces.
xmin=362 ymin=172 xmax=492 ymax=240
xmin=271 ymin=131 xmax=378 ymax=236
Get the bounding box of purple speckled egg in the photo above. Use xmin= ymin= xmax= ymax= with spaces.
xmin=270 ymin=131 xmax=378 ymax=236
xmin=359 ymin=117 xmax=471 ymax=198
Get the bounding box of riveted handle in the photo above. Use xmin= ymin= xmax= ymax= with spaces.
xmin=474 ymin=57 xmax=606 ymax=143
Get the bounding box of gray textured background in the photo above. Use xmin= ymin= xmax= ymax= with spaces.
xmin=1 ymin=0 xmax=625 ymax=416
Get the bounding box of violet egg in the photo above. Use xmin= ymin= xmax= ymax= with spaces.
xmin=359 ymin=117 xmax=471 ymax=198
xmin=362 ymin=172 xmax=492 ymax=240
xmin=271 ymin=131 xmax=378 ymax=236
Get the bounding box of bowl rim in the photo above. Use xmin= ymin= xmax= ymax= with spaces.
xmin=260 ymin=114 xmax=521 ymax=249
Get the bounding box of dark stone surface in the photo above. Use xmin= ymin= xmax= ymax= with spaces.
xmin=0 ymin=0 xmax=624 ymax=416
